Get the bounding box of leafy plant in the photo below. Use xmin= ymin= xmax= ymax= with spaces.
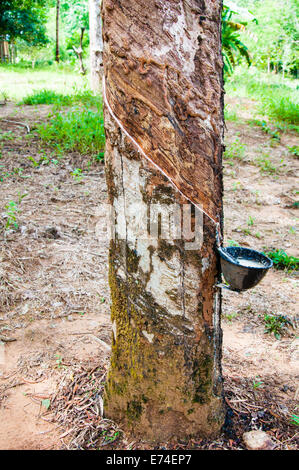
xmin=287 ymin=145 xmax=299 ymax=158
xmin=263 ymin=313 xmax=293 ymax=339
xmin=41 ymin=398 xmax=51 ymax=410
xmin=255 ymin=154 xmax=277 ymax=174
xmin=71 ymin=168 xmax=83 ymax=182
xmin=227 ymin=239 xmax=239 ymax=247
xmin=3 ymin=201 xmax=19 ymax=230
xmin=255 ymin=120 xmax=281 ymax=143
xmin=222 ymin=3 xmax=253 ymax=75
xmin=2 ymin=193 xmax=26 ymax=231
xmin=224 ymin=137 xmax=246 ymax=164
xmin=224 ymin=311 xmax=239 ymax=322
xmin=290 ymin=414 xmax=299 ymax=426
xmin=247 ymin=215 xmax=255 ymax=226
xmin=252 ymin=377 xmax=264 ymax=389
xmin=264 ymin=249 xmax=299 ymax=271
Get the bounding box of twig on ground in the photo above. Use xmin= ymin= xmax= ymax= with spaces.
xmin=1 ymin=119 xmax=30 ymax=133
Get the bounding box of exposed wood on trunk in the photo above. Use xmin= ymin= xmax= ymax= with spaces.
xmin=102 ymin=0 xmax=225 ymax=442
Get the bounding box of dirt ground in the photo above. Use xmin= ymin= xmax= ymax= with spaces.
xmin=0 ymin=99 xmax=298 ymax=450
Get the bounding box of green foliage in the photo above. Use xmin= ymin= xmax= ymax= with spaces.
xmin=287 ymin=145 xmax=299 ymax=158
xmin=60 ymin=0 xmax=89 ymax=62
xmin=71 ymin=168 xmax=83 ymax=182
xmin=263 ymin=313 xmax=293 ymax=339
xmin=41 ymin=398 xmax=51 ymax=410
xmin=234 ymin=0 xmax=299 ymax=76
xmin=61 ymin=0 xmax=89 ymax=36
xmin=3 ymin=200 xmax=19 ymax=230
xmin=255 ymin=153 xmax=277 ymax=175
xmin=222 ymin=3 xmax=253 ymax=75
xmin=253 ymin=120 xmax=281 ymax=142
xmin=37 ymin=102 xmax=105 ymax=156
xmin=226 ymin=67 xmax=299 ymax=126
xmin=19 ymin=88 xmax=101 ymax=107
xmin=2 ymin=193 xmax=26 ymax=231
xmin=227 ymin=239 xmax=240 ymax=247
xmin=290 ymin=415 xmax=299 ymax=426
xmin=252 ymin=377 xmax=264 ymax=389
xmin=263 ymin=249 xmax=299 ymax=271
xmin=223 ymin=137 xmax=246 ymax=164
xmin=260 ymin=95 xmax=299 ymax=126
xmin=224 ymin=104 xmax=238 ymax=121
xmin=0 ymin=0 xmax=48 ymax=45
xmin=20 ymin=89 xmax=73 ymax=105
xmin=0 ymin=63 xmax=88 ymax=101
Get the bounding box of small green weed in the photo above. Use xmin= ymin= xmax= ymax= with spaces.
xmin=3 ymin=201 xmax=19 ymax=230
xmin=2 ymin=193 xmax=27 ymax=231
xmin=252 ymin=377 xmax=264 ymax=390
xmin=290 ymin=414 xmax=299 ymax=426
xmin=263 ymin=313 xmax=293 ymax=340
xmin=0 ymin=130 xmax=14 ymax=141
xmin=247 ymin=215 xmax=255 ymax=227
xmin=255 ymin=154 xmax=277 ymax=174
xmin=71 ymin=168 xmax=83 ymax=182
xmin=100 ymin=430 xmax=120 ymax=446
xmin=255 ymin=120 xmax=281 ymax=143
xmin=224 ymin=138 xmax=246 ymax=165
xmin=264 ymin=249 xmax=299 ymax=271
xmin=224 ymin=312 xmax=239 ymax=322
xmin=227 ymin=239 xmax=239 ymax=247
xmin=287 ymin=145 xmax=299 ymax=158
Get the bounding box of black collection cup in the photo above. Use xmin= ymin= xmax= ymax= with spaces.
xmin=217 ymin=246 xmax=273 ymax=291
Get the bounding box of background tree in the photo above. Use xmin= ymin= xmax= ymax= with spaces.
xmin=89 ymin=0 xmax=103 ymax=92
xmin=55 ymin=0 xmax=60 ymax=63
xmin=231 ymin=0 xmax=299 ymax=76
xmin=0 ymin=0 xmax=48 ymax=46
xmin=61 ymin=0 xmax=89 ymax=74
xmin=222 ymin=1 xmax=255 ymax=75
xmin=102 ymin=0 xmax=225 ymax=442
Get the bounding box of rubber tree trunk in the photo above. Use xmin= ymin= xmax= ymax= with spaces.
xmin=89 ymin=0 xmax=103 ymax=92
xmin=102 ymin=0 xmax=225 ymax=442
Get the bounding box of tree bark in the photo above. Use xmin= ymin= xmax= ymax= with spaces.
xmin=73 ymin=28 xmax=87 ymax=75
xmin=89 ymin=0 xmax=103 ymax=92
xmin=55 ymin=0 xmax=60 ymax=63
xmin=102 ymin=0 xmax=225 ymax=442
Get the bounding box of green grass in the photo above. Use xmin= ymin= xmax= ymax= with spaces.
xmin=36 ymin=104 xmax=105 ymax=156
xmin=264 ymin=249 xmax=299 ymax=271
xmin=226 ymin=67 xmax=299 ymax=127
xmin=0 ymin=63 xmax=90 ymax=101
xmin=223 ymin=137 xmax=246 ymax=164
xmin=19 ymin=88 xmax=102 ymax=107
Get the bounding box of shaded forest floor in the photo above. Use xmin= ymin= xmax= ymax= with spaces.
xmin=0 ymin=97 xmax=298 ymax=450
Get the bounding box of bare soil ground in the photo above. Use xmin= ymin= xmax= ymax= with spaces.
xmin=0 ymin=99 xmax=298 ymax=450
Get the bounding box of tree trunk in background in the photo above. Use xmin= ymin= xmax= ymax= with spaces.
xmin=55 ymin=0 xmax=60 ymax=63
xmin=102 ymin=0 xmax=225 ymax=442
xmin=73 ymin=28 xmax=87 ymax=75
xmin=89 ymin=0 xmax=103 ymax=92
